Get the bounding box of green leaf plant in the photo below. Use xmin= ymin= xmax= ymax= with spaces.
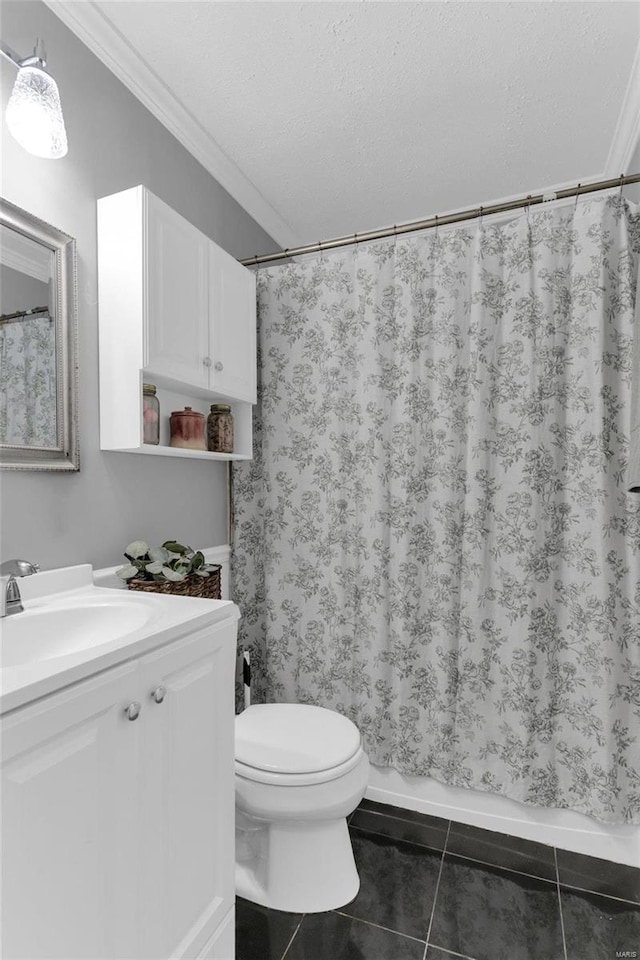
xmin=116 ymin=540 xmax=219 ymax=583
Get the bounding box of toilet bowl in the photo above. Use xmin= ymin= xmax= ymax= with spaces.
xmin=235 ymin=703 xmax=369 ymax=913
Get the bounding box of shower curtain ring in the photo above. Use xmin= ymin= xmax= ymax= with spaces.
xmin=478 ymin=206 xmax=484 ymax=228
xmin=434 ymin=214 xmax=439 ymax=241
xmin=619 ymin=174 xmax=625 ymax=198
xmin=574 ymin=184 xmax=581 ymax=209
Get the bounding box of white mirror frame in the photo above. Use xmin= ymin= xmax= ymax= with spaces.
xmin=0 ymin=198 xmax=79 ymax=471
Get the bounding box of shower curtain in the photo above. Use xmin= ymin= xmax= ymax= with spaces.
xmin=0 ymin=315 xmax=56 ymax=446
xmin=232 ymin=193 xmax=640 ymax=824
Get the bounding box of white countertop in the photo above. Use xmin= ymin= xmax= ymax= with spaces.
xmin=0 ymin=564 xmax=238 ymax=715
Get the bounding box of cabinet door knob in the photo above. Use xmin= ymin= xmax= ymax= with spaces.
xmin=124 ymin=701 xmax=141 ymax=721
xmin=151 ymin=685 xmax=167 ymax=704
xmin=203 ymin=357 xmax=212 ymax=367
xmin=214 ymin=361 xmax=224 ymax=372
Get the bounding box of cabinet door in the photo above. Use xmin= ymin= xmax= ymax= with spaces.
xmin=145 ymin=191 xmax=210 ymax=388
xmin=209 ymin=243 xmax=257 ymax=402
xmin=197 ymin=907 xmax=234 ymax=960
xmin=1 ymin=663 xmax=140 ymax=960
xmin=138 ymin=621 xmax=236 ymax=959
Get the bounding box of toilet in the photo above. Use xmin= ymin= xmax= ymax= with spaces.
xmin=235 ymin=703 xmax=370 ymax=913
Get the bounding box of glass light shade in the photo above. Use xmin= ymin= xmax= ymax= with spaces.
xmin=5 ymin=65 xmax=67 ymax=159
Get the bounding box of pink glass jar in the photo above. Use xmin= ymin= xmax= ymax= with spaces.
xmin=169 ymin=406 xmax=206 ymax=450
xmin=142 ymin=383 xmax=160 ymax=445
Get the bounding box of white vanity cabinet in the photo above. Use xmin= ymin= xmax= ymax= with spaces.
xmin=1 ymin=619 xmax=236 ymax=960
xmin=137 ymin=626 xmax=235 ymax=959
xmin=98 ymin=185 xmax=256 ymax=459
xmin=1 ymin=662 xmax=141 ymax=960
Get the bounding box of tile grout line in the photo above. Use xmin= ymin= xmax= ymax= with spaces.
xmin=349 ymin=822 xmax=447 ymax=855
xmin=352 ymin=821 xmax=559 ymax=887
xmin=359 ymin=807 xmax=638 ymax=889
xmin=333 ymin=910 xmax=428 ymax=945
xmin=358 ymin=805 xmax=448 ymax=830
xmin=359 ymin=805 xmax=639 ymax=901
xmin=554 ymin=847 xmax=569 ymax=960
xmin=280 ymin=914 xmax=305 ymax=960
xmin=422 ymin=819 xmax=452 ymax=960
xmin=555 ymin=881 xmax=640 ymax=908
xmin=427 ymin=946 xmax=480 ymax=960
xmin=361 ymin=807 xmax=640 ymax=903
xmin=439 ymin=849 xmax=558 ymax=886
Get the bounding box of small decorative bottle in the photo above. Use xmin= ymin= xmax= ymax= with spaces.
xmin=207 ymin=403 xmax=234 ymax=453
xmin=142 ymin=383 xmax=160 ymax=445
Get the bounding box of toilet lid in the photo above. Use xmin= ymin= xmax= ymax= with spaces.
xmin=235 ymin=703 xmax=362 ymax=774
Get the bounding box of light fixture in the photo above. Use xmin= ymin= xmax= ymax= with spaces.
xmin=1 ymin=38 xmax=67 ymax=159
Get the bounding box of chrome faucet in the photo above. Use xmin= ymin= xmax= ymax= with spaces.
xmin=0 ymin=559 xmax=40 ymax=617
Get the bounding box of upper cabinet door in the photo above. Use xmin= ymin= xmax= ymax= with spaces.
xmin=145 ymin=193 xmax=210 ymax=388
xmin=209 ymin=243 xmax=257 ymax=403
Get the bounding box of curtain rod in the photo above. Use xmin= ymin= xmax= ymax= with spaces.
xmin=0 ymin=305 xmax=49 ymax=325
xmin=241 ymin=173 xmax=640 ymax=267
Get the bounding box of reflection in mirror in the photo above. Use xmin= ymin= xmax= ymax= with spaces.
xmin=0 ymin=228 xmax=57 ymax=447
xmin=0 ymin=199 xmax=78 ymax=471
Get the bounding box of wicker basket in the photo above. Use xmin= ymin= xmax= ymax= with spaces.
xmin=127 ymin=565 xmax=221 ymax=600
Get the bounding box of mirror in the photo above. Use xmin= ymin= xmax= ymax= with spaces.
xmin=0 ymin=198 xmax=78 ymax=470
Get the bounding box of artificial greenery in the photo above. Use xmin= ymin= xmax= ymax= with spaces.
xmin=116 ymin=540 xmax=219 ymax=583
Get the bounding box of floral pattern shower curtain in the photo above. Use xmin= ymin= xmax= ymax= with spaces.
xmin=232 ymin=194 xmax=640 ymax=824
xmin=0 ymin=314 xmax=56 ymax=446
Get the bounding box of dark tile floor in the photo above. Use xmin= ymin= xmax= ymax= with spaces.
xmin=236 ymin=798 xmax=640 ymax=960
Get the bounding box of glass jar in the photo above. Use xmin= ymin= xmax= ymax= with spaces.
xmin=207 ymin=403 xmax=234 ymax=453
xmin=142 ymin=383 xmax=160 ymax=445
xmin=169 ymin=406 xmax=206 ymax=450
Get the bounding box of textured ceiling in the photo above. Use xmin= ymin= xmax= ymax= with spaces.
xmin=75 ymin=1 xmax=639 ymax=246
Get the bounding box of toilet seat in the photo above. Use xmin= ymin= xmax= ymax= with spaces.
xmin=236 ymin=745 xmax=365 ymax=786
xmin=235 ymin=703 xmax=363 ymax=786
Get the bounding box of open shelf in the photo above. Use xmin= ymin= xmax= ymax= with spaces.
xmin=100 ymin=376 xmax=253 ymax=460
xmin=116 ymin=444 xmax=251 ymax=461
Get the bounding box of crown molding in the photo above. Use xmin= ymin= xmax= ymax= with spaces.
xmin=605 ymin=38 xmax=640 ymax=175
xmin=42 ymin=0 xmax=300 ymax=250
xmin=1 ymin=230 xmax=51 ymax=283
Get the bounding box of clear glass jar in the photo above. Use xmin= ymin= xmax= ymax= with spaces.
xmin=142 ymin=383 xmax=160 ymax=445
xmin=207 ymin=403 xmax=234 ymax=453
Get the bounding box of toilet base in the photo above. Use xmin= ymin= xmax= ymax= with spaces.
xmin=235 ymin=814 xmax=360 ymax=913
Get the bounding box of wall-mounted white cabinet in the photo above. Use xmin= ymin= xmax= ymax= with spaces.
xmin=145 ymin=194 xmax=211 ymax=390
xmin=1 ymin=619 xmax=236 ymax=960
xmin=97 ymin=186 xmax=256 ymax=460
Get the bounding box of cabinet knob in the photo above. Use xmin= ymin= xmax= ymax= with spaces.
xmin=151 ymin=685 xmax=167 ymax=704
xmin=214 ymin=361 xmax=224 ymax=372
xmin=124 ymin=701 xmax=141 ymax=721
xmin=203 ymin=357 xmax=212 ymax=367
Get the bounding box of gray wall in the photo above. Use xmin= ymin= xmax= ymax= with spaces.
xmin=0 ymin=1 xmax=274 ymax=571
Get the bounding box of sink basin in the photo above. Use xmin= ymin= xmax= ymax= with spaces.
xmin=1 ymin=598 xmax=154 ymax=669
